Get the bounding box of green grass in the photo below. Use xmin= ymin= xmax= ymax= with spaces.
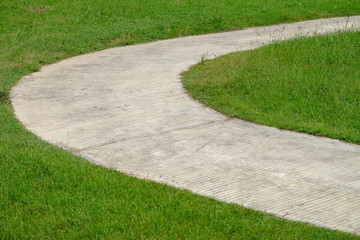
xmin=1 ymin=0 xmax=360 ymax=238
xmin=183 ymin=32 xmax=360 ymax=143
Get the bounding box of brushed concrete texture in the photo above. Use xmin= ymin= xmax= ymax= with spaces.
xmin=11 ymin=17 xmax=360 ymax=234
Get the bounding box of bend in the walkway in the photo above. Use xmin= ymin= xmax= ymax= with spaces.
xmin=11 ymin=16 xmax=360 ymax=234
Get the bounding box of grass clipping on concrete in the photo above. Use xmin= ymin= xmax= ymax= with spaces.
xmin=183 ymin=32 xmax=360 ymax=143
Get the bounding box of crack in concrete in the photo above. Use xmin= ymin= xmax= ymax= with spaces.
xmin=75 ymin=120 xmax=224 ymax=152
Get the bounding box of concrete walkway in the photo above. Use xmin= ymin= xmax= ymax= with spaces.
xmin=12 ymin=17 xmax=360 ymax=234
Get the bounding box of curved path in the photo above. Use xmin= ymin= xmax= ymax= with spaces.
xmin=12 ymin=17 xmax=360 ymax=234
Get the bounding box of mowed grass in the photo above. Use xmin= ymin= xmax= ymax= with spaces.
xmin=1 ymin=0 xmax=360 ymax=238
xmin=183 ymin=32 xmax=360 ymax=143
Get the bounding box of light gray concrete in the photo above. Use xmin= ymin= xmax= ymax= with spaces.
xmin=11 ymin=17 xmax=360 ymax=234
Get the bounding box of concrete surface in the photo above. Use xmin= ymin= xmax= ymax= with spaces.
xmin=11 ymin=16 xmax=360 ymax=234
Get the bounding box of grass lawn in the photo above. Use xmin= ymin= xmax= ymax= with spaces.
xmin=1 ymin=0 xmax=360 ymax=238
xmin=183 ymin=32 xmax=360 ymax=143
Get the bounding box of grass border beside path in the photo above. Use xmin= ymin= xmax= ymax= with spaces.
xmin=183 ymin=31 xmax=360 ymax=143
xmin=1 ymin=0 xmax=360 ymax=238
